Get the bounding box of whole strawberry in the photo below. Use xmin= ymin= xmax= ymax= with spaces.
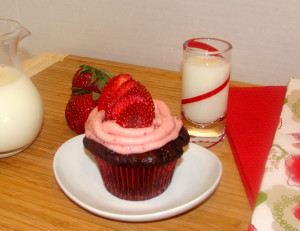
xmin=72 ymin=64 xmax=112 ymax=94
xmin=65 ymin=92 xmax=99 ymax=134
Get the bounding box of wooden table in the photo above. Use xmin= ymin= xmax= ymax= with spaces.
xmin=0 ymin=55 xmax=256 ymax=231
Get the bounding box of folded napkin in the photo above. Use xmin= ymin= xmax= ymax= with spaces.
xmin=249 ymin=78 xmax=300 ymax=230
xmin=226 ymin=85 xmax=287 ymax=209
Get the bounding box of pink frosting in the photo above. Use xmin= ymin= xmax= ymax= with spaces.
xmin=85 ymin=99 xmax=182 ymax=154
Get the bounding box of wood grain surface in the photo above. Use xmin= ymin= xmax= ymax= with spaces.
xmin=0 ymin=55 xmax=255 ymax=231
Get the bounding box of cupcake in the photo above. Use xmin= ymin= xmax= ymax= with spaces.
xmin=84 ymin=74 xmax=189 ymax=201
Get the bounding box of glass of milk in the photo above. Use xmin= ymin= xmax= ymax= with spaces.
xmin=0 ymin=19 xmax=43 ymax=157
xmin=181 ymin=38 xmax=232 ymax=148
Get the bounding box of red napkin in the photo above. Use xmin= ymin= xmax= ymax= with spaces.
xmin=226 ymin=86 xmax=287 ymax=209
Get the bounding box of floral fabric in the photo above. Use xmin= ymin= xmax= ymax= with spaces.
xmin=250 ymin=78 xmax=300 ymax=231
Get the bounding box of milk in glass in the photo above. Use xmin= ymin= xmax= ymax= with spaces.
xmin=182 ymin=56 xmax=230 ymax=124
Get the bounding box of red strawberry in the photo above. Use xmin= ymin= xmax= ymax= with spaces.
xmin=65 ymin=92 xmax=99 ymax=134
xmin=97 ymin=72 xmax=155 ymax=128
xmin=98 ymin=74 xmax=132 ymax=111
xmin=110 ymin=82 xmax=154 ymax=121
xmin=97 ymin=77 xmax=116 ymax=111
xmin=105 ymin=79 xmax=138 ymax=119
xmin=116 ymin=102 xmax=154 ymax=128
xmin=72 ymin=64 xmax=112 ymax=94
xmin=109 ymin=74 xmax=132 ymax=96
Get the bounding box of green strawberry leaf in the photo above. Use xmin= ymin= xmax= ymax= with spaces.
xmin=79 ymin=64 xmax=94 ymax=74
xmin=77 ymin=64 xmax=113 ymax=91
xmin=97 ymin=73 xmax=110 ymax=91
xmin=71 ymin=87 xmax=90 ymax=96
xmin=79 ymin=64 xmax=93 ymax=71
xmin=92 ymin=92 xmax=100 ymax=101
xmin=98 ymin=68 xmax=114 ymax=78
xmin=87 ymin=69 xmax=98 ymax=87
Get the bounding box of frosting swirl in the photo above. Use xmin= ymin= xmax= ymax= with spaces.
xmin=85 ymin=100 xmax=182 ymax=154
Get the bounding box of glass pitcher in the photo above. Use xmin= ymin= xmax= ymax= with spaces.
xmin=0 ymin=19 xmax=43 ymax=158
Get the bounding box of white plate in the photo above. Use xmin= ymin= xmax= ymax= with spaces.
xmin=53 ymin=135 xmax=222 ymax=222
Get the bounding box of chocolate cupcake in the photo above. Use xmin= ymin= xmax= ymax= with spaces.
xmin=84 ymin=74 xmax=190 ymax=200
xmin=84 ymin=126 xmax=189 ymax=200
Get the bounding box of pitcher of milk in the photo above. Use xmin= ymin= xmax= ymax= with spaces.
xmin=0 ymin=19 xmax=43 ymax=157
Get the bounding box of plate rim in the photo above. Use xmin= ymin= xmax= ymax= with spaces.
xmin=53 ymin=135 xmax=222 ymax=222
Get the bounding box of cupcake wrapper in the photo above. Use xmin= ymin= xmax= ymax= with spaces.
xmin=95 ymin=157 xmax=178 ymax=201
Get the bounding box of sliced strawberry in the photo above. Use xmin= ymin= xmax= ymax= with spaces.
xmin=116 ymin=102 xmax=154 ymax=128
xmin=109 ymin=74 xmax=132 ymax=95
xmin=105 ymin=79 xmax=138 ymax=119
xmin=110 ymin=93 xmax=145 ymax=120
xmin=98 ymin=73 xmax=155 ymax=128
xmin=110 ymin=82 xmax=154 ymax=120
xmin=98 ymin=77 xmax=117 ymax=110
xmin=97 ymin=74 xmax=132 ymax=111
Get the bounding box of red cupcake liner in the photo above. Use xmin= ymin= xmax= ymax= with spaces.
xmin=95 ymin=156 xmax=178 ymax=201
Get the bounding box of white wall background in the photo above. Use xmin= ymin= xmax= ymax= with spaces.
xmin=1 ymin=0 xmax=300 ymax=86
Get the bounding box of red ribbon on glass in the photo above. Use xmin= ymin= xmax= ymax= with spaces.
xmin=182 ymin=76 xmax=230 ymax=105
xmin=185 ymin=40 xmax=219 ymax=52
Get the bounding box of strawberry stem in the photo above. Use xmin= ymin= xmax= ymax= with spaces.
xmin=78 ymin=64 xmax=112 ymax=91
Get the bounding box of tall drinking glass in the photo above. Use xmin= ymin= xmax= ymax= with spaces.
xmin=181 ymin=38 xmax=232 ymax=148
